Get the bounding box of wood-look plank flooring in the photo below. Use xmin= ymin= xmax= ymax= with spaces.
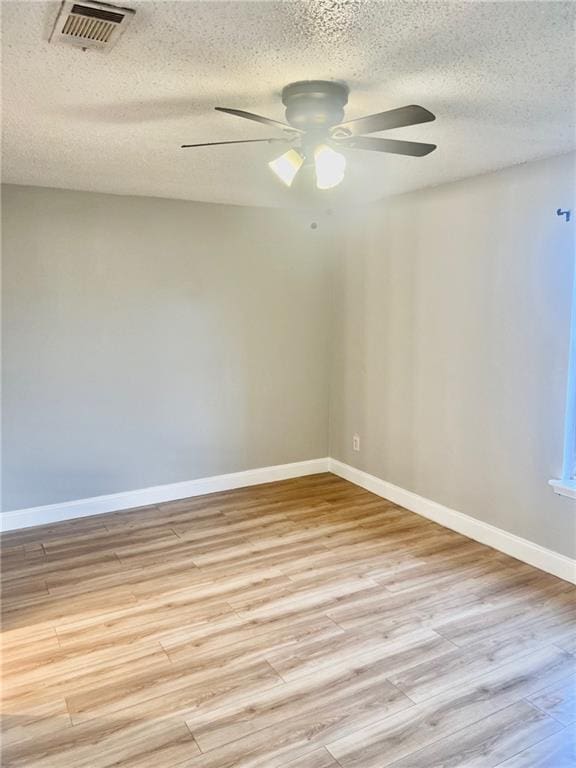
xmin=1 ymin=473 xmax=575 ymax=767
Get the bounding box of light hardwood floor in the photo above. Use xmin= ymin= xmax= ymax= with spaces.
xmin=1 ymin=473 xmax=575 ymax=767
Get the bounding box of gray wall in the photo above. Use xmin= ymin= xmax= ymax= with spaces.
xmin=330 ymin=153 xmax=576 ymax=559
xmin=3 ymin=156 xmax=575 ymax=560
xmin=2 ymin=185 xmax=331 ymax=510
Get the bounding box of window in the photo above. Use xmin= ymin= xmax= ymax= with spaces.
xmin=551 ymin=257 xmax=576 ymax=499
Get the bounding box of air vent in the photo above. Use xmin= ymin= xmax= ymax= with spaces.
xmin=50 ymin=1 xmax=134 ymax=50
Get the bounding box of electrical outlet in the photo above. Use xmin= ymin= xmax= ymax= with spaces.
xmin=352 ymin=434 xmax=360 ymax=452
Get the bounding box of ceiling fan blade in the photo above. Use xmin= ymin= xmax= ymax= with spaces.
xmin=181 ymin=138 xmax=287 ymax=148
xmin=332 ymin=105 xmax=435 ymax=138
xmin=339 ymin=136 xmax=436 ymax=157
xmin=215 ymin=107 xmax=301 ymax=133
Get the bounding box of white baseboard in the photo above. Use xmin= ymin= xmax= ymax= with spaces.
xmin=329 ymin=459 xmax=576 ymax=585
xmin=3 ymin=456 xmax=574 ymax=585
xmin=0 ymin=458 xmax=331 ymax=532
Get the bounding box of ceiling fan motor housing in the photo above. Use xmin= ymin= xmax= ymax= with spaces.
xmin=282 ymin=81 xmax=349 ymax=131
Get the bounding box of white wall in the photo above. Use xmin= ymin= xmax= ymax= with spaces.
xmin=2 ymin=185 xmax=331 ymax=510
xmin=330 ymin=153 xmax=576 ymax=559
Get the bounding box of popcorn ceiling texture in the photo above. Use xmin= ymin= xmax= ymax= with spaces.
xmin=2 ymin=0 xmax=575 ymax=208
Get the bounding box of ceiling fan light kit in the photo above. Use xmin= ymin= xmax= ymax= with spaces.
xmin=181 ymin=81 xmax=437 ymax=192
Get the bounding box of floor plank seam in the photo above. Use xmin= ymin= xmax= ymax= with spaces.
xmin=390 ymin=638 xmax=572 ymax=707
xmin=491 ymin=723 xmax=570 ymax=767
xmin=551 ymin=641 xmax=576 ymax=658
xmin=522 ymin=696 xmax=571 ymax=727
xmin=340 ymin=697 xmax=548 ymax=768
xmin=183 ymin=721 xmax=203 ymax=753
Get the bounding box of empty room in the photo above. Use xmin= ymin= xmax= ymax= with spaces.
xmin=1 ymin=1 xmax=575 ymax=766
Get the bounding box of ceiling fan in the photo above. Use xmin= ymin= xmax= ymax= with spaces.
xmin=181 ymin=81 xmax=437 ymax=191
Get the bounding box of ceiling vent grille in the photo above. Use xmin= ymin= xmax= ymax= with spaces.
xmin=50 ymin=1 xmax=134 ymax=50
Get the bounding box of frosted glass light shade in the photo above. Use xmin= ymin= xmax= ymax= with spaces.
xmin=314 ymin=144 xmax=346 ymax=190
xmin=268 ymin=149 xmax=304 ymax=187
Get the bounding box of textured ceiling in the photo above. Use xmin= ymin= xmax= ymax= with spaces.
xmin=2 ymin=0 xmax=575 ymax=208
